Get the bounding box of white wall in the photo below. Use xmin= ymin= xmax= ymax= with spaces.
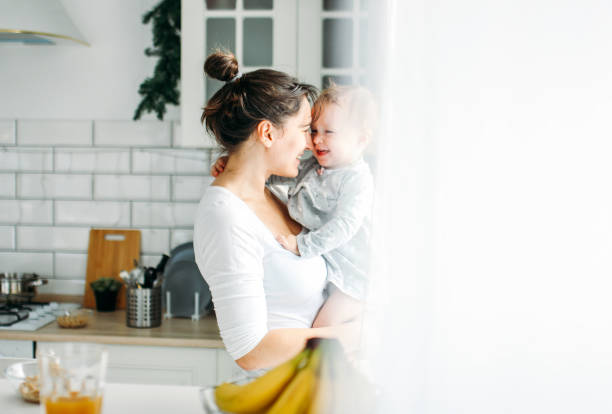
xmin=372 ymin=0 xmax=612 ymax=412
xmin=0 ymin=0 xmax=178 ymax=120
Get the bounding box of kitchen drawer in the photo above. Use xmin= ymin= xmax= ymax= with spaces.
xmin=0 ymin=340 xmax=34 ymax=358
xmin=216 ymin=348 xmax=243 ymax=383
xmin=37 ymin=342 xmax=218 ymax=387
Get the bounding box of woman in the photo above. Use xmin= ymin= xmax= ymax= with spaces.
xmin=194 ymin=51 xmax=358 ymax=371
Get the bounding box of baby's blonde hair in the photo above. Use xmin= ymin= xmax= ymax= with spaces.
xmin=312 ymin=83 xmax=378 ymax=133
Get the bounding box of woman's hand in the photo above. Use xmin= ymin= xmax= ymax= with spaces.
xmin=276 ymin=234 xmax=300 ymax=255
xmin=210 ymin=155 xmax=229 ymax=177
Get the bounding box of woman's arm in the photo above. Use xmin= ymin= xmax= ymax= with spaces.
xmin=235 ymin=323 xmax=361 ymax=370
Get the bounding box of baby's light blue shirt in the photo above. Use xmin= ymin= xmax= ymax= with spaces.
xmin=267 ymin=154 xmax=374 ymax=300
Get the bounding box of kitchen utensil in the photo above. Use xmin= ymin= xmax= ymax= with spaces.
xmin=119 ymin=270 xmax=131 ymax=285
xmin=155 ymin=254 xmax=170 ymax=275
xmin=126 ymin=286 xmax=162 ymax=328
xmin=83 ymin=229 xmax=140 ymax=309
xmin=143 ymin=267 xmax=156 ymax=288
xmin=162 ymin=242 xmax=213 ymax=318
xmin=128 ymin=266 xmax=144 ymax=286
xmin=153 ymin=274 xmax=163 ymax=288
xmin=0 ymin=273 xmax=48 ymax=304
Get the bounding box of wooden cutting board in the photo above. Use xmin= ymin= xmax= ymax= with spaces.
xmin=83 ymin=229 xmax=141 ymax=309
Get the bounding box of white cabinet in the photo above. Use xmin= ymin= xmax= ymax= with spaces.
xmin=0 ymin=340 xmax=33 ymax=358
xmin=179 ymin=0 xmax=371 ymax=148
xmin=36 ymin=341 xmax=240 ymax=387
xmin=180 ymin=0 xmax=298 ymax=148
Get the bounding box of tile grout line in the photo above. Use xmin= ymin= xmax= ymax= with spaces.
xmin=13 ymin=170 xmax=18 ymax=200
xmin=129 ymin=146 xmax=133 ymax=174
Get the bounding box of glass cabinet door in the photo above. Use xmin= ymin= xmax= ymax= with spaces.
xmin=298 ymin=0 xmax=370 ymax=89
xmin=180 ymin=0 xmax=370 ymax=148
xmin=180 ymin=0 xmax=297 ymax=147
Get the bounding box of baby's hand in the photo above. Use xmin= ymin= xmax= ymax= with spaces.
xmin=276 ymin=234 xmax=300 ymax=255
xmin=210 ymin=156 xmax=229 ymax=177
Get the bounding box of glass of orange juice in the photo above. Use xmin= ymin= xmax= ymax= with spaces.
xmin=37 ymin=342 xmax=108 ymax=414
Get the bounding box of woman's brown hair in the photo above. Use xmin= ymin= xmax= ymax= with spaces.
xmin=201 ymin=51 xmax=318 ymax=153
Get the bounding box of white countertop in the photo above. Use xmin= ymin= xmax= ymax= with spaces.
xmin=0 ymin=378 xmax=206 ymax=414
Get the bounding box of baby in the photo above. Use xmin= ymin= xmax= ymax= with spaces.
xmin=212 ymin=83 xmax=376 ymax=326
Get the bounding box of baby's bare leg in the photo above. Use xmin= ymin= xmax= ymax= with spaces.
xmin=312 ymin=286 xmax=363 ymax=328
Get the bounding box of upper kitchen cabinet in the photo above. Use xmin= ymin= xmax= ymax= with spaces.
xmin=178 ymin=0 xmax=370 ymax=148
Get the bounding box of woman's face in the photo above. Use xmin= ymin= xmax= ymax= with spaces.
xmin=270 ymin=97 xmax=312 ymax=177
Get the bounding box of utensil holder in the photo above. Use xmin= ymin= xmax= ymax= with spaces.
xmin=126 ymin=286 xmax=161 ymax=328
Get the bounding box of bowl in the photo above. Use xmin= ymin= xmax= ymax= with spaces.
xmin=56 ymin=309 xmax=92 ymax=328
xmin=3 ymin=360 xmax=40 ymax=403
xmin=199 ymin=376 xmax=251 ymax=414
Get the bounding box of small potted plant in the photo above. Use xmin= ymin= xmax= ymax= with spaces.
xmin=90 ymin=277 xmax=122 ymax=312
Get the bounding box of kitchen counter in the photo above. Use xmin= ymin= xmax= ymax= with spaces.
xmin=0 ymin=378 xmax=205 ymax=414
xmin=0 ymin=310 xmax=224 ymax=348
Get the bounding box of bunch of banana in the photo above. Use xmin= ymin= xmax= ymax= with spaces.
xmin=267 ymin=346 xmax=321 ymax=414
xmin=214 ymin=348 xmax=311 ymax=414
xmin=214 ymin=338 xmax=375 ymax=414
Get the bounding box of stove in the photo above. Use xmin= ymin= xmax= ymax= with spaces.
xmin=0 ymin=302 xmax=81 ymax=331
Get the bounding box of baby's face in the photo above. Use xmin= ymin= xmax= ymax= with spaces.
xmin=310 ymin=102 xmax=363 ymax=169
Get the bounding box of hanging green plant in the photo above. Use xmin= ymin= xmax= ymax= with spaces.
xmin=133 ymin=0 xmax=181 ymax=120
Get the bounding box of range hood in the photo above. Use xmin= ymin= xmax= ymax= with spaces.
xmin=0 ymin=0 xmax=88 ymax=46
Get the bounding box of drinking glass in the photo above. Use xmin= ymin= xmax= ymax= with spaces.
xmin=37 ymin=342 xmax=108 ymax=414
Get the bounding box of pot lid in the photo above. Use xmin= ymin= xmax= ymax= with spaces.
xmin=0 ymin=272 xmax=39 ymax=280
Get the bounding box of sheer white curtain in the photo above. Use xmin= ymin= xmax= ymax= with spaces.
xmin=365 ymin=1 xmax=612 ymax=412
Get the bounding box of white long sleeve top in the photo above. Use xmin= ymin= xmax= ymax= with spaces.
xmin=193 ymin=186 xmax=328 ymax=361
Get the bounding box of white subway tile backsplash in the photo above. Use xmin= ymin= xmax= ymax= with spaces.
xmin=0 ymin=252 xmax=53 ymax=274
xmin=37 ymin=279 xmax=86 ymax=295
xmin=55 ymin=201 xmax=130 ymax=226
xmin=95 ymin=121 xmax=171 ymax=147
xmin=94 ymin=175 xmax=170 ymax=200
xmin=54 ymin=253 xmax=88 ymax=280
xmin=0 ymin=226 xmax=15 ymax=249
xmin=55 ymin=148 xmax=130 ymax=173
xmin=0 ymin=147 xmax=53 ymax=172
xmin=0 ymin=118 xmax=216 ymax=294
xmin=140 ymin=228 xmax=170 ymax=254
xmin=18 ymin=120 xmax=92 ymax=146
xmin=0 ymin=120 xmax=16 ymax=145
xmin=171 ymin=122 xmax=181 ymax=147
xmin=132 ymin=202 xmax=198 ymax=227
xmin=0 ymin=200 xmax=53 ymax=224
xmin=171 ymin=229 xmax=193 ymax=249
xmin=140 ymin=254 xmax=162 ymax=268
xmin=17 ymin=226 xmax=89 ymax=251
xmin=132 ymin=149 xmax=210 ymax=174
xmin=173 ymin=176 xmax=213 ymax=201
xmin=18 ymin=174 xmax=92 ymax=199
xmin=0 ymin=173 xmax=15 ymax=197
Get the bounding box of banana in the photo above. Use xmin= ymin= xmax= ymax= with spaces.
xmin=267 ymin=347 xmax=322 ymax=414
xmin=214 ymin=348 xmax=310 ymax=414
xmin=306 ymin=352 xmax=331 ymax=414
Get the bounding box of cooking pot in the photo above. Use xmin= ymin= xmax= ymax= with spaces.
xmin=0 ymin=273 xmax=48 ymax=303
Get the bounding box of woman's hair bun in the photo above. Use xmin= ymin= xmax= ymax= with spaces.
xmin=204 ymin=50 xmax=239 ymax=82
